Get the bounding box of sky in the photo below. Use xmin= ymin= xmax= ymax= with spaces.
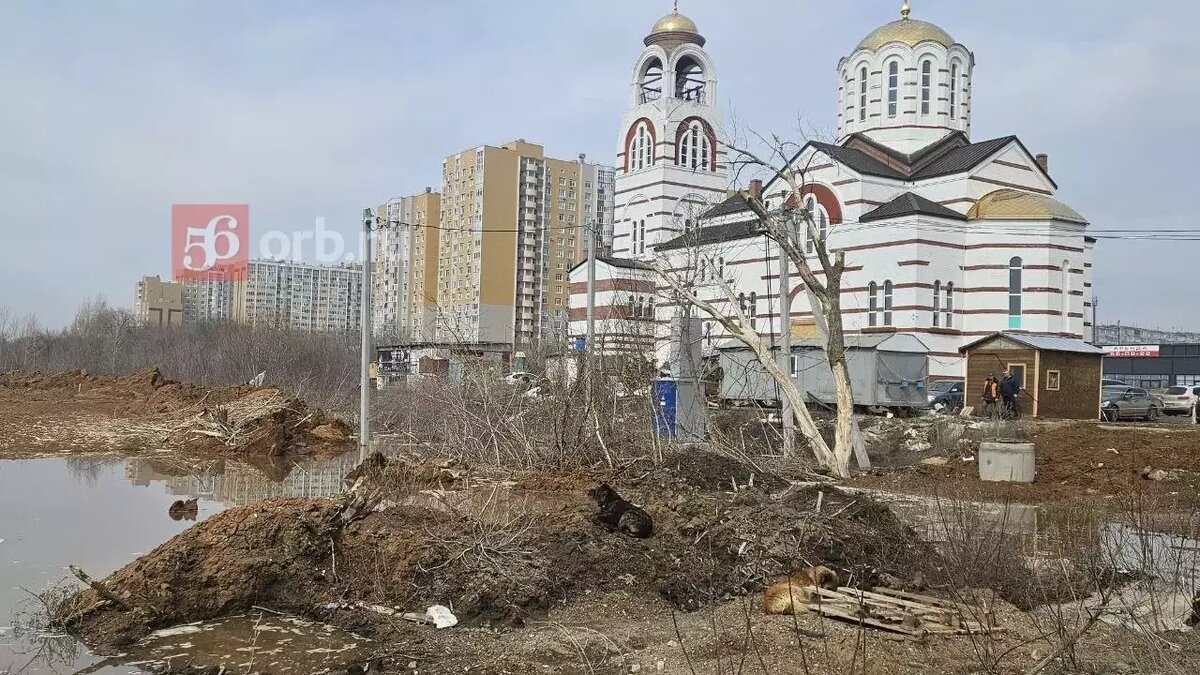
xmin=1 ymin=0 xmax=1197 ymax=330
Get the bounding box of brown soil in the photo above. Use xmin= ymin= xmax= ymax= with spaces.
xmin=0 ymin=368 xmax=351 ymax=457
xmin=850 ymin=419 xmax=1200 ymax=508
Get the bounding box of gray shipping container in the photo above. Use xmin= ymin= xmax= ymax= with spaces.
xmin=717 ymin=334 xmax=930 ymax=410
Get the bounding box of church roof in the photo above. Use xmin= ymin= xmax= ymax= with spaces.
xmin=967 ymin=189 xmax=1088 ymax=225
xmin=809 ymin=141 xmax=907 ymax=180
xmin=701 ymin=194 xmax=754 ymax=218
xmin=860 ymin=192 xmax=967 ymax=223
xmin=856 ymin=18 xmax=956 ymax=52
xmin=645 ymin=10 xmax=705 ymax=48
xmin=656 ymin=218 xmax=763 ymax=252
xmin=567 ymin=256 xmax=654 ymax=274
xmin=911 ymin=136 xmax=1016 ymax=180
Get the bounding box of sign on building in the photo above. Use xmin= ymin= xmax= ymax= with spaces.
xmin=1101 ymin=345 xmax=1161 ymax=358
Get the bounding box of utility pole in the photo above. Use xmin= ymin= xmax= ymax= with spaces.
xmin=777 ymin=225 xmax=794 ymax=456
xmin=586 ymin=220 xmax=596 ymax=355
xmin=359 ymin=208 xmax=374 ymax=458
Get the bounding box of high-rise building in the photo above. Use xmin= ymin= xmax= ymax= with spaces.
xmin=134 ymin=275 xmax=184 ymax=326
xmin=370 ymin=188 xmax=441 ymax=341
xmin=232 ymin=260 xmax=363 ymax=332
xmin=436 ymin=140 xmax=612 ymax=346
xmin=181 ymin=268 xmax=236 ymax=324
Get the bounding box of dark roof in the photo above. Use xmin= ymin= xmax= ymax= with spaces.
xmin=656 ymin=219 xmax=764 ymax=252
xmin=809 ymin=141 xmax=907 ymax=180
xmin=958 ymin=332 xmax=1106 ymax=355
xmin=567 ymin=256 xmax=654 ymax=274
xmin=910 ymin=136 xmax=1016 ymax=180
xmin=860 ymin=192 xmax=967 ymax=223
xmin=702 ymin=194 xmax=753 ymax=218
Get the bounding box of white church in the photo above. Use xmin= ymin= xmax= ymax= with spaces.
xmin=568 ymin=3 xmax=1095 ymax=379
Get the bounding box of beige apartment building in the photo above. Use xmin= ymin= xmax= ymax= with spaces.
xmin=230 ymin=260 xmax=363 ymax=332
xmin=371 ymin=188 xmax=441 ymax=341
xmin=134 ymin=275 xmax=184 ymax=326
xmin=436 ymin=140 xmax=613 ymax=346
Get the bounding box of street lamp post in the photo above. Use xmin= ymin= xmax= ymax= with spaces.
xmin=360 ymin=208 xmax=375 ymax=457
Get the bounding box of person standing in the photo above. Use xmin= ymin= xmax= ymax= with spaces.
xmin=1000 ymin=371 xmax=1020 ymax=418
xmin=981 ymin=375 xmax=998 ymax=416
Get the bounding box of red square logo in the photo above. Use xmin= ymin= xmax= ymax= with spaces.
xmin=172 ymin=204 xmax=249 ymax=281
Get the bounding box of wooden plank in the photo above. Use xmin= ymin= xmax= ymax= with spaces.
xmin=869 ymin=587 xmax=985 ymax=616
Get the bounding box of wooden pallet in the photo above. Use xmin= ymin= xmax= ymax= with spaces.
xmin=803 ymin=587 xmax=998 ymax=636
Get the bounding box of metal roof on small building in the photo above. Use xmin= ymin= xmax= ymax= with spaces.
xmin=958 ymin=332 xmax=1106 ymax=355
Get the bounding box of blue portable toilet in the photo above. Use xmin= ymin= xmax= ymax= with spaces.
xmin=572 ymin=337 xmax=586 ymax=352
xmin=652 ymin=378 xmax=678 ymax=438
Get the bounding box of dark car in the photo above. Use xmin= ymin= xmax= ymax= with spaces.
xmin=927 ymin=379 xmax=965 ymax=413
xmin=1101 ymin=385 xmax=1161 ymax=422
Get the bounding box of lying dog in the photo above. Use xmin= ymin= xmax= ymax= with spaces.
xmin=589 ymin=483 xmax=653 ymax=538
xmin=763 ymin=566 xmax=840 ymax=614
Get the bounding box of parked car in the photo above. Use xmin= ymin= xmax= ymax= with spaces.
xmin=1100 ymin=385 xmax=1161 ymax=422
xmin=927 ymin=379 xmax=965 ymax=412
xmin=1157 ymin=385 xmax=1200 ymax=415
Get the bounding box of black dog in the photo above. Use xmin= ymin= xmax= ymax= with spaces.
xmin=589 ymin=483 xmax=653 ymax=538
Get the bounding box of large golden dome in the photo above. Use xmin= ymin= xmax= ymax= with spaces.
xmin=967 ymin=189 xmax=1088 ymax=225
xmin=856 ymin=4 xmax=955 ymax=52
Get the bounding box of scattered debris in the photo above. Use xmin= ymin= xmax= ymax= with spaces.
xmin=807 ymin=586 xmax=998 ymax=636
xmin=426 ymin=604 xmax=457 ymax=629
xmin=919 ymin=456 xmax=949 ymax=467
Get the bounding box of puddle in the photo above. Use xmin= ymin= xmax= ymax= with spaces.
xmin=0 ymin=449 xmax=383 ymax=674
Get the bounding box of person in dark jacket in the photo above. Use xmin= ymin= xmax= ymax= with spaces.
xmin=1000 ymin=372 xmax=1020 ymax=418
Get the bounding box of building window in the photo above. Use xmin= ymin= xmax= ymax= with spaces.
xmin=886 ymin=61 xmax=899 ymax=117
xmin=789 ymin=355 xmax=799 ymax=376
xmin=1007 ymin=363 xmax=1027 ymax=390
xmin=749 ymin=291 xmax=758 ymax=329
xmin=932 ymin=280 xmax=941 ymax=327
xmin=868 ymin=282 xmax=878 ymax=327
xmin=858 ymin=66 xmax=868 ymax=121
xmin=944 ymin=282 xmax=954 ymax=328
xmin=803 ymin=196 xmax=829 ymax=255
xmin=950 ymin=63 xmax=959 ymax=118
xmin=677 ymin=122 xmax=712 ymax=171
xmin=920 ymin=59 xmax=932 ymax=115
xmin=629 ymin=122 xmax=653 ymax=171
xmin=1046 ymin=370 xmax=1061 ymax=391
xmin=883 ymin=280 xmax=894 ymax=326
xmin=1008 ymin=256 xmax=1023 ymax=329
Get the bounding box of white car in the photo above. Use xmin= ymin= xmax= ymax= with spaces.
xmin=1158 ymin=385 xmax=1199 ymax=415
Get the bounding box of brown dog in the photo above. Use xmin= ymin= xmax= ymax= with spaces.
xmin=763 ymin=566 xmax=840 ymax=615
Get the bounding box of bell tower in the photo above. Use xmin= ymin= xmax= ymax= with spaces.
xmin=612 ymin=5 xmax=729 ymax=260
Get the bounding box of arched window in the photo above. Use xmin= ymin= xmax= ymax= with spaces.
xmin=647 ymin=298 xmax=655 ymax=319
xmin=868 ymin=282 xmax=879 ymax=327
xmin=627 ymin=295 xmax=636 ymax=318
xmin=1008 ymin=256 xmax=1023 ymax=329
xmin=950 ymin=63 xmax=959 ymax=119
xmin=628 ymin=122 xmax=654 ymax=171
xmin=859 ymin=67 xmax=868 ymax=122
xmin=675 ymin=56 xmax=705 ymax=102
xmin=883 ymin=280 xmax=894 ymax=326
xmin=749 ymin=291 xmax=758 ymax=329
xmin=717 ymin=256 xmax=725 ymax=279
xmin=738 ymin=292 xmax=747 ymax=318
xmin=944 ymin=282 xmax=954 ymax=328
xmin=677 ymin=122 xmax=712 ymax=171
xmin=920 ymin=60 xmax=933 ymax=115
xmin=640 ymin=57 xmax=663 ymax=103
xmin=804 ymin=196 xmax=829 ymax=255
xmin=932 ymin=280 xmax=941 ymax=327
xmin=886 ymin=61 xmax=899 ymax=117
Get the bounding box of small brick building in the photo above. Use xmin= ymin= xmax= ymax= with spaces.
xmin=960 ymin=333 xmax=1105 ymax=420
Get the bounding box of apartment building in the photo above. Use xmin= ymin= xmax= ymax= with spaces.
xmin=133 ymin=275 xmax=184 ymax=326
xmin=436 ymin=140 xmax=613 ymax=346
xmin=232 ymin=259 xmax=363 ymax=332
xmin=370 ymin=189 xmax=441 ymax=341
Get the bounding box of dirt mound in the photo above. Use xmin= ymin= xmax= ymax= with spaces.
xmin=0 ymin=367 xmax=351 ymax=456
xmin=655 ymin=448 xmax=789 ymax=492
xmin=59 ymin=478 xmax=927 ymax=652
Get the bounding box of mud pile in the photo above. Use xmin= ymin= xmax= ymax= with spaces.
xmin=58 ymin=457 xmax=928 ymax=652
xmin=0 ymin=367 xmax=350 ymax=455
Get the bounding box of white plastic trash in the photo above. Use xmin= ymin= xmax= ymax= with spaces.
xmin=426 ymin=604 xmax=457 ymax=629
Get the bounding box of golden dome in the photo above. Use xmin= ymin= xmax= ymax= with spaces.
xmin=967 ymin=189 xmax=1088 ymax=225
xmin=650 ymin=11 xmax=699 ymax=36
xmin=856 ymin=6 xmax=956 ymax=52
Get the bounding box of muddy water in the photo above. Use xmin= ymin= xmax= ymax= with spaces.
xmin=0 ymin=450 xmax=375 ymax=674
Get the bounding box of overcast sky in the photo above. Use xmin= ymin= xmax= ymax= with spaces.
xmin=2 ymin=0 xmax=1197 ymax=330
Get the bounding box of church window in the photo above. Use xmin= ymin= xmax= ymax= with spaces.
xmin=944 ymin=282 xmax=954 ymax=328
xmin=1008 ymin=257 xmax=1023 ymax=328
xmin=950 ymin=63 xmax=959 ymax=118
xmin=677 ymin=121 xmax=712 ymax=171
xmin=749 ymin=291 xmax=758 ymax=329
xmin=859 ymin=67 xmax=868 ymax=121
xmin=883 ymin=280 xmax=894 ymax=326
xmin=628 ymin=122 xmax=653 ymax=171
xmin=803 ymin=196 xmax=829 ymax=255
xmin=920 ymin=60 xmax=932 ymax=115
xmin=675 ymin=56 xmax=705 ymax=102
xmin=886 ymin=61 xmax=899 ymax=117
xmin=640 ymin=57 xmax=663 ymax=103
xmin=868 ymin=282 xmax=879 ymax=327
xmin=933 ymin=280 xmax=941 ymax=327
